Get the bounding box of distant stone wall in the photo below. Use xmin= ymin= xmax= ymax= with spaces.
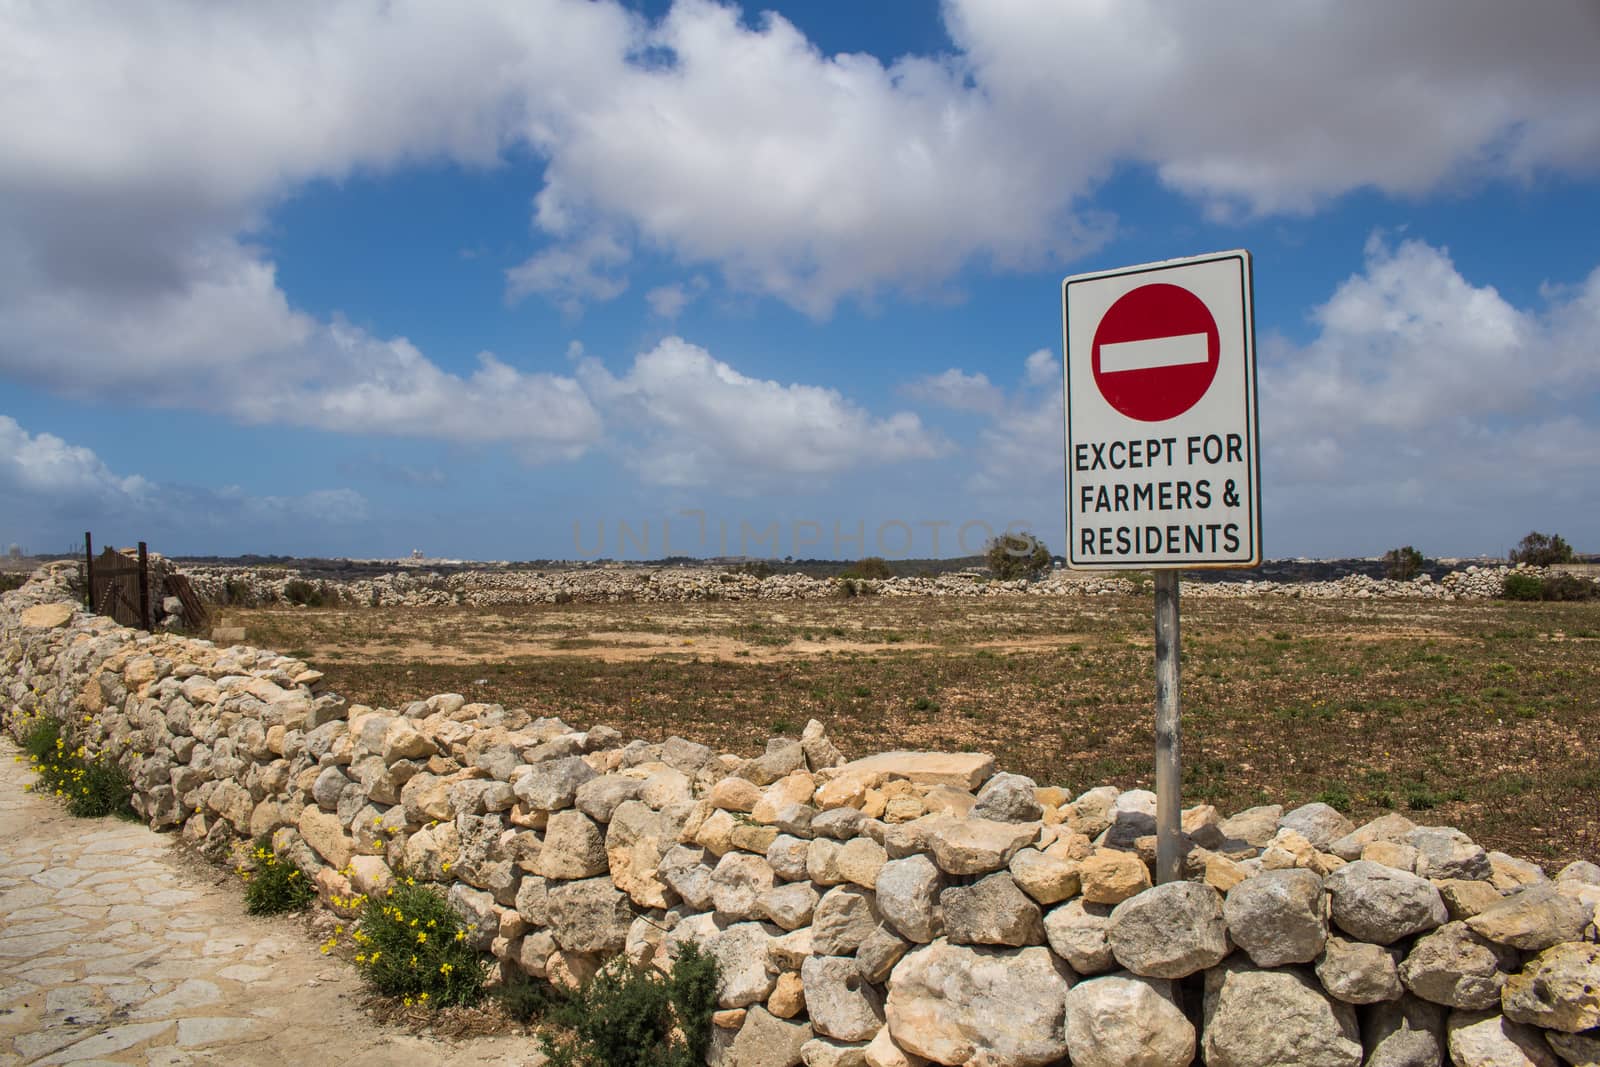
xmin=180 ymin=561 xmax=1559 ymax=609
xmin=4 ymin=563 xmax=1598 ymax=1067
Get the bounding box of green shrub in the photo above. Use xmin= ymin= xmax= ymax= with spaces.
xmin=240 ymin=837 xmax=315 ymax=915
xmin=841 ymin=556 xmax=892 ymax=580
xmin=347 ymin=880 xmax=489 ymax=1008
xmin=0 ymin=573 xmax=26 ymax=594
xmin=20 ymin=715 xmax=134 ymax=818
xmin=1502 ymin=572 xmax=1545 ymax=601
xmin=1509 ymin=531 xmax=1574 ymax=567
xmin=1539 ymin=574 xmax=1599 ymax=601
xmin=282 ymin=579 xmax=324 ymax=607
xmin=539 ymin=943 xmax=720 ymax=1067
xmin=1382 ymin=546 xmax=1424 ymax=581
xmin=985 ymin=534 xmax=1052 ymax=580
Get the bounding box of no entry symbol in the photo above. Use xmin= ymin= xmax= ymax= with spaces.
xmin=1091 ymin=283 xmax=1220 ymax=422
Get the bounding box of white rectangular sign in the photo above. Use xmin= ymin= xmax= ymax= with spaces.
xmin=1062 ymin=250 xmax=1261 ymax=569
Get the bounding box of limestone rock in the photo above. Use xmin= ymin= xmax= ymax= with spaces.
xmin=1500 ymin=942 xmax=1600 ymax=1033
xmin=875 ymin=854 xmax=943 ymax=944
xmin=709 ymin=922 xmax=781 ymax=1009
xmin=297 ymin=806 xmax=354 ymax=869
xmin=760 ymin=882 xmax=819 ymax=931
xmin=767 ymin=834 xmax=810 ymax=881
xmin=514 ymin=756 xmax=597 ymax=812
xmin=539 ymin=809 xmax=609 ymax=880
xmin=1201 ymin=958 xmax=1362 ymax=1067
xmin=836 ymin=751 xmax=996 ymax=791
xmin=836 ymin=837 xmax=888 ymax=889
xmin=1409 ymin=826 xmax=1492 ymax=881
xmin=1439 ymin=878 xmax=1509 ymax=920
xmin=20 ymin=602 xmax=75 ymax=629
xmin=1467 ymin=884 xmax=1591 ymax=951
xmin=1544 ymin=1029 xmax=1600 ymax=1067
xmin=1219 ymin=804 xmax=1283 ymax=848
xmin=1325 ymin=860 xmax=1448 ymax=945
xmin=546 ymin=877 xmax=634 ymax=956
xmin=802 ymin=955 xmax=884 ymax=1042
xmin=885 ymin=940 xmax=1072 ymax=1066
xmin=929 ymin=817 xmax=1037 ymax=876
xmin=941 ymin=872 xmax=1044 ymax=947
xmin=1044 ymin=897 xmax=1116 ymax=975
xmin=1488 ymin=852 xmax=1549 ymax=894
xmin=1224 ymin=867 xmax=1328 ymax=966
xmin=1079 ymin=848 xmax=1152 ymax=905
xmin=1280 ymin=802 xmax=1356 ymax=851
xmin=575 ymin=774 xmax=645 ymax=823
xmin=855 ymin=926 xmax=910 ymax=985
xmin=1330 ymin=812 xmax=1418 ymax=861
xmin=801 ymin=1037 xmax=870 ymax=1067
xmin=812 ymin=886 xmax=881 ymax=956
xmin=603 ymin=800 xmax=673 ymax=908
xmin=1400 ymin=921 xmax=1518 ymax=1010
xmin=768 ymin=971 xmax=806 ymax=1019
xmin=1363 ymin=995 xmax=1446 ymax=1067
xmin=713 ymin=776 xmax=763 ymax=813
xmin=712 ymin=852 xmax=776 ymax=922
xmin=1065 ymin=972 xmax=1195 ymax=1067
xmin=657 ymin=844 xmax=714 ymax=911
xmin=1315 ymin=935 xmax=1402 ymax=1004
xmin=707 ymin=1005 xmax=812 ymax=1067
xmin=1445 ymin=1010 xmax=1560 ymax=1067
xmin=971 ymin=772 xmax=1042 ymax=823
xmin=1008 ymin=848 xmax=1080 ymax=905
xmin=1108 ymin=881 xmax=1229 ymax=979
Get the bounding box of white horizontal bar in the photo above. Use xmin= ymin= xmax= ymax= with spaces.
xmin=1099 ymin=332 xmax=1208 ymax=374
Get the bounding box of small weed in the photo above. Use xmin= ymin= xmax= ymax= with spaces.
xmin=19 ymin=714 xmax=134 ymax=818
xmin=240 ymin=837 xmax=314 ymax=915
xmin=1316 ymin=782 xmax=1353 ymax=813
xmin=771 ymin=719 xmax=795 ymax=735
xmin=909 ymin=695 xmax=939 ymax=712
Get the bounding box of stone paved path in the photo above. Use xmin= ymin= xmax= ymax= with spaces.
xmin=0 ymin=743 xmax=539 ymax=1066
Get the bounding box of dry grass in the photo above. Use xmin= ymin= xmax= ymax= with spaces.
xmin=235 ymin=593 xmax=1600 ymax=866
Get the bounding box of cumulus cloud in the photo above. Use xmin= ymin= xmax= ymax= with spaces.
xmin=578 ymin=337 xmax=946 ymax=487
xmin=0 ymin=416 xmax=369 ymax=551
xmin=903 ymin=369 xmax=1007 ymax=417
xmin=1 ymin=0 xmax=1596 ymax=482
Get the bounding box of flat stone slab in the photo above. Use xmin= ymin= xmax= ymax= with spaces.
xmin=836 ymin=751 xmax=996 ymax=791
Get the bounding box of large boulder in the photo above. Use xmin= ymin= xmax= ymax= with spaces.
xmin=711 ymin=852 xmax=777 ymax=922
xmin=538 ymin=809 xmax=609 ymax=880
xmin=875 ymin=854 xmax=943 ymax=943
xmin=1407 ymin=826 xmax=1492 ymax=881
xmin=603 ymin=800 xmax=674 ymax=908
xmin=708 ymin=922 xmax=782 ymax=1009
xmin=1314 ymin=935 xmax=1402 ymax=1005
xmin=1043 ymin=897 xmax=1116 ymax=975
xmin=885 ymin=940 xmax=1072 ymax=1066
xmin=513 ymin=756 xmax=596 ymax=811
xmin=1362 ymin=995 xmax=1446 ymax=1067
xmin=707 ymin=1005 xmax=812 ymax=1067
xmin=971 ymin=773 xmax=1042 ymax=823
xmin=939 ymin=873 xmax=1044 ymax=947
xmin=1224 ymin=868 xmax=1328 ymax=967
xmin=1466 ymin=884 xmax=1592 ymax=952
xmin=1079 ymin=849 xmax=1151 ymax=905
xmin=545 ymin=876 xmax=634 ymax=956
xmin=1201 ymin=959 xmax=1361 ymax=1067
xmin=1399 ymin=922 xmax=1518 ymax=1010
xmin=1279 ymin=802 xmax=1355 ymax=851
xmin=812 ymin=886 xmax=882 ymax=957
xmin=929 ymin=818 xmax=1038 ymax=876
xmin=836 ymin=752 xmax=996 ymax=791
xmin=1445 ymin=1010 xmax=1560 ymax=1067
xmin=1064 ymin=972 xmax=1194 ymax=1067
xmin=801 ymin=955 xmax=884 ymax=1043
xmin=1500 ymin=942 xmax=1600 ymax=1033
xmin=1324 ymin=860 xmax=1447 ymax=945
xmin=1108 ymin=881 xmax=1229 ymax=979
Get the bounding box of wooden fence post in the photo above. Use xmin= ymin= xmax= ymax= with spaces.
xmin=137 ymin=541 xmax=150 ymax=632
xmin=84 ymin=531 xmax=95 ymax=611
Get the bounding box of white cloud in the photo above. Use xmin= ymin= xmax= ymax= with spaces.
xmin=0 ymin=416 xmax=152 ymax=501
xmin=0 ymin=416 xmax=370 ymax=552
xmin=0 ymin=0 xmax=1597 ymax=473
xmin=646 ymin=276 xmax=710 ymax=319
xmin=903 ymin=369 xmax=1006 ymax=416
xmin=579 ymin=337 xmax=945 ymax=487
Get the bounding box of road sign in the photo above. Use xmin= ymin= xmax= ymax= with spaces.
xmin=1062 ymin=250 xmax=1260 ymax=570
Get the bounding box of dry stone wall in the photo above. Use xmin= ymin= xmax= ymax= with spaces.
xmin=182 ymin=562 xmax=1564 ymax=608
xmin=4 ymin=562 xmax=1598 ymax=1067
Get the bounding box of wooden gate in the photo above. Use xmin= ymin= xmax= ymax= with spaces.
xmin=83 ymin=534 xmax=208 ymax=632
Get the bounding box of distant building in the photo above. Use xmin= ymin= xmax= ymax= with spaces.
xmin=6 ymin=544 xmax=20 ymax=560
xmin=410 ymin=549 xmax=424 ymax=560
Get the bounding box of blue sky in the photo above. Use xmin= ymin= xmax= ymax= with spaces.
xmin=2 ymin=0 xmax=1598 ymax=562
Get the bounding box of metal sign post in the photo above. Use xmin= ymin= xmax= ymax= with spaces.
xmin=1153 ymin=569 xmax=1182 ymax=884
xmin=1062 ymin=250 xmax=1259 ymax=884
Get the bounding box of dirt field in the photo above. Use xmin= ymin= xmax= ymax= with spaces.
xmin=232 ymin=593 xmax=1600 ymax=866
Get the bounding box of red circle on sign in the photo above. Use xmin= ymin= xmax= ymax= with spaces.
xmin=1092 ymin=283 xmax=1220 ymax=422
